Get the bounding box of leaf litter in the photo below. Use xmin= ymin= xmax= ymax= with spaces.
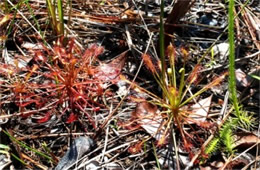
xmin=0 ymin=0 xmax=259 ymax=169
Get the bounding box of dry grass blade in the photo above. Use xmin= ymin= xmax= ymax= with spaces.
xmin=241 ymin=7 xmax=260 ymax=50
xmin=21 ymin=153 xmax=48 ymax=170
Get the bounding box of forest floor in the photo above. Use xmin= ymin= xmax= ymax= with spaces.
xmin=0 ymin=0 xmax=259 ymax=169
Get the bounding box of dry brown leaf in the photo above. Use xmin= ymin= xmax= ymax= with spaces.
xmin=242 ymin=8 xmax=260 ymax=49
xmin=233 ymin=132 xmax=260 ymax=148
xmin=246 ymin=8 xmax=260 ymax=41
xmin=133 ymin=102 xmax=164 ymax=141
xmin=200 ymin=160 xmax=225 ymax=170
xmin=0 ymin=15 xmax=11 ymax=27
xmin=93 ymin=51 xmax=127 ymax=82
xmin=186 ymin=95 xmax=212 ymax=124
xmin=21 ymin=42 xmax=45 ymax=50
xmin=236 ymin=69 xmax=250 ymax=88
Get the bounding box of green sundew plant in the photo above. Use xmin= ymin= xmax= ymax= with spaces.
xmin=132 ymin=0 xmax=228 ymax=154
xmin=145 ymin=0 xmax=255 ymax=164
xmin=46 ymin=0 xmax=64 ymax=36
xmin=142 ymin=45 xmax=228 ymax=151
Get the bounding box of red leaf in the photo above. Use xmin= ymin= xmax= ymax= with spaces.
xmin=0 ymin=64 xmax=17 ymax=76
xmin=66 ymin=113 xmax=78 ymax=123
xmin=128 ymin=142 xmax=143 ymax=154
xmin=34 ymin=51 xmax=47 ymax=63
xmin=38 ymin=112 xmax=51 ymax=123
xmin=93 ymin=107 xmax=100 ymax=112
xmin=142 ymin=53 xmax=156 ymax=73
xmin=82 ymin=44 xmax=104 ymax=60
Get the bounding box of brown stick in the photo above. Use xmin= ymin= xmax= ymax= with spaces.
xmin=164 ymin=0 xmax=196 ymax=47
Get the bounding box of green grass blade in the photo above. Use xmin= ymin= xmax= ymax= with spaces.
xmin=25 ymin=0 xmax=42 ymax=36
xmin=46 ymin=0 xmax=57 ymax=34
xmin=57 ymin=0 xmax=64 ymax=36
xmin=152 ymin=142 xmax=161 ymax=170
xmin=3 ymin=130 xmax=52 ymax=161
xmin=11 ymin=153 xmax=28 ymax=166
xmin=250 ymin=74 xmax=260 ymax=80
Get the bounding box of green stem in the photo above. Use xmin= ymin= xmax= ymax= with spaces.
xmin=177 ymin=68 xmax=185 ymax=105
xmin=228 ymin=0 xmax=240 ymax=118
xmin=179 ymin=87 xmax=207 ymax=107
xmin=159 ymin=0 xmax=166 ymax=88
xmin=57 ymin=0 xmax=64 ymax=36
xmin=46 ymin=0 xmax=57 ymax=33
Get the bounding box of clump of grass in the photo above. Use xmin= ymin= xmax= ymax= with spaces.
xmin=46 ymin=0 xmax=64 ymax=36
xmin=3 ymin=130 xmax=52 ymax=161
xmin=1 ymin=129 xmax=52 ymax=168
